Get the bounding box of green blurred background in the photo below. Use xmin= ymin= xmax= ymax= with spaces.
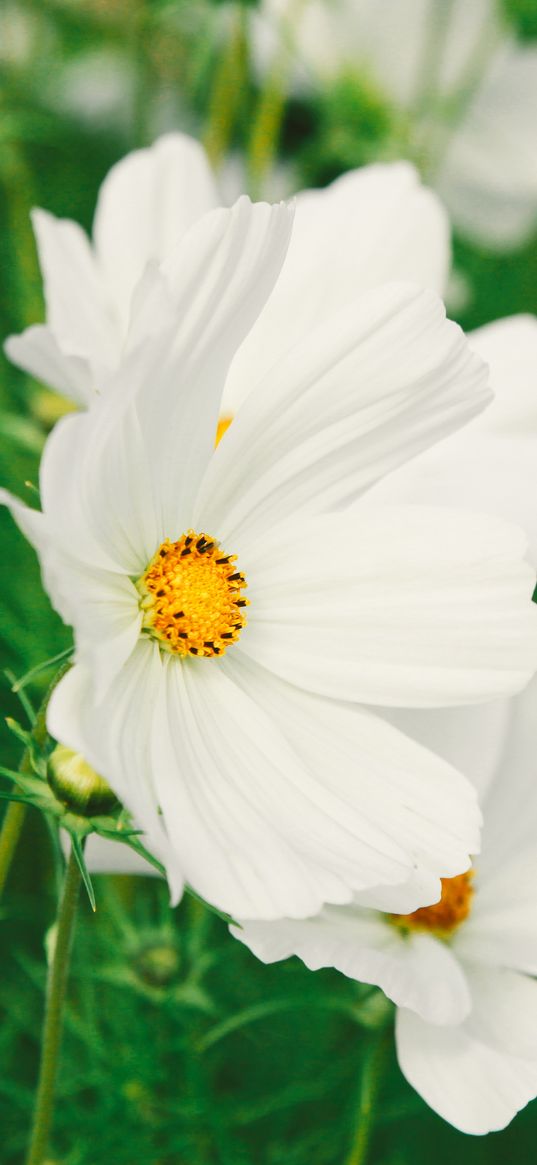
xmin=1 ymin=1 xmax=537 ymax=1161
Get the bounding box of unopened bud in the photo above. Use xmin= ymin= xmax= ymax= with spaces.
xmin=47 ymin=745 xmax=118 ymax=818
xmin=134 ymin=941 xmax=181 ymax=988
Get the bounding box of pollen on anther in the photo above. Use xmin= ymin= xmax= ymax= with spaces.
xmin=135 ymin=530 xmax=248 ymax=659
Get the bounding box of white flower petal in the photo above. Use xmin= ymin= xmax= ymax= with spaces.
xmin=223 ymin=163 xmax=450 ymax=414
xmin=369 ymin=316 xmax=537 ymax=565
xmin=4 ymin=452 xmax=143 ymax=696
xmin=470 ymin=315 xmax=537 ymax=437
xmin=0 ymin=487 xmax=47 ymax=554
xmin=16 ymin=484 xmax=142 ymax=694
xmin=396 ymin=1003 xmax=537 ymax=1134
xmin=47 ymin=649 xmax=184 ymax=903
xmin=454 ymin=676 xmax=537 ymax=974
xmin=237 ymin=507 xmax=537 ymax=706
xmin=353 ymin=869 xmax=450 ymax=915
xmin=4 ymin=325 xmax=93 ymax=404
xmin=233 ymin=912 xmax=470 ymax=1024
xmin=129 ymin=197 xmax=295 ymax=540
xmin=463 ymin=966 xmax=537 ymax=1061
xmin=196 ymin=283 xmax=490 ymax=543
xmin=152 ymin=656 xmax=412 ymax=920
xmin=223 ymin=651 xmax=481 ymax=887
xmin=80 ymin=834 xmax=159 ymax=876
xmin=381 ymin=700 xmax=512 ymax=803
xmin=31 ymin=208 xmax=118 ymax=367
xmin=437 ymin=44 xmax=537 ymax=249
xmin=93 ymin=133 xmax=220 ymax=327
xmin=39 ymin=406 xmax=160 ymax=576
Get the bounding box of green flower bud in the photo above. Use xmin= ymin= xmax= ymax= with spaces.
xmin=134 ymin=940 xmax=181 ymax=988
xmin=47 ymin=745 xmax=118 ymax=818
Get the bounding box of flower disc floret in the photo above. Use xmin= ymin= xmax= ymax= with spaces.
xmin=390 ymin=870 xmax=474 ymax=937
xmin=136 ymin=531 xmax=248 ymax=658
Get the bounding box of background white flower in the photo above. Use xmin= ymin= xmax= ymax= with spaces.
xmin=5 ymin=191 xmax=534 ymax=921
xmin=254 ymin=0 xmax=537 ymax=249
xmin=233 ymin=685 xmax=537 ymax=1134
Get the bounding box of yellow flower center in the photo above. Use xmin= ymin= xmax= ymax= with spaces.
xmin=136 ymin=531 xmax=248 ymax=658
xmin=390 ymin=870 xmax=474 ymax=938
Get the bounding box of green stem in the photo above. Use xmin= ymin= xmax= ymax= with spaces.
xmin=247 ymin=0 xmax=308 ymax=197
xmin=345 ymin=1028 xmax=390 ymax=1165
xmin=25 ymin=845 xmax=82 ymax=1165
xmin=0 ymin=800 xmax=27 ymax=896
xmin=131 ymin=0 xmax=153 ymax=148
xmin=203 ymin=4 xmax=248 ymax=168
xmin=0 ymin=661 xmax=71 ymax=900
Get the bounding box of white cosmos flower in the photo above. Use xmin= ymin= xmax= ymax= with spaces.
xmin=5 ymin=133 xmax=449 ymax=407
xmin=3 ymin=193 xmax=537 ymax=920
xmin=7 ymin=131 xmax=450 ymax=883
xmin=233 ymin=679 xmax=537 ymax=1134
xmin=255 ymin=0 xmax=537 ymax=249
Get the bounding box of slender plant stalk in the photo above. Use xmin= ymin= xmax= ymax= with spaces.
xmin=0 ymin=800 xmax=27 ymax=897
xmin=0 ymin=661 xmax=71 ymax=900
xmin=203 ymin=4 xmax=248 ymax=168
xmin=247 ymin=0 xmax=307 ymax=197
xmin=25 ymin=845 xmax=82 ymax=1165
xmin=345 ymin=1028 xmax=390 ymax=1165
xmin=247 ymin=67 xmax=287 ymax=199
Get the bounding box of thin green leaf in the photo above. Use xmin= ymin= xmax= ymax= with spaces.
xmin=0 ymin=765 xmax=25 ymax=783
xmin=184 ymin=883 xmax=235 ymax=926
xmin=70 ymin=833 xmax=96 ymax=913
xmin=199 ymin=996 xmax=359 ymax=1052
xmin=4 ymin=717 xmax=32 ymax=748
xmin=4 ymin=670 xmax=36 ymax=725
xmin=10 ymin=647 xmax=73 ymax=694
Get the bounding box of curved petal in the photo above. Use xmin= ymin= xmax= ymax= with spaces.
xmin=93 ymin=133 xmax=220 ymax=327
xmin=5 ymin=449 xmax=144 ymax=698
xmin=396 ymin=1003 xmax=537 ymax=1134
xmin=127 ymin=197 xmax=295 ymax=541
xmin=4 ymin=325 xmax=93 ymax=404
xmin=0 ymin=486 xmax=47 ymax=555
xmin=463 ymin=966 xmax=537 ymax=1061
xmin=195 ymin=283 xmax=490 ymax=544
xmin=223 ymin=651 xmax=481 ymax=887
xmin=454 ymin=676 xmax=537 ymax=974
xmin=47 ymin=650 xmax=184 ymax=903
xmin=31 ymin=208 xmax=118 ymax=366
xmin=233 ymin=913 xmax=470 ymax=1024
xmin=152 ymin=657 xmax=405 ymax=920
xmin=222 ymin=163 xmax=450 ymax=414
xmin=39 ymin=405 xmax=161 ymax=576
xmin=353 ymin=870 xmax=448 ymax=915
xmin=381 ymin=700 xmax=513 ymax=803
xmin=437 ymin=44 xmax=537 ymax=249
xmin=368 ymin=316 xmax=537 ymax=565
xmin=470 ymin=315 xmax=537 ymax=437
xmin=237 ymin=507 xmax=537 ymax=706
xmin=80 ymin=834 xmax=160 ymax=877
